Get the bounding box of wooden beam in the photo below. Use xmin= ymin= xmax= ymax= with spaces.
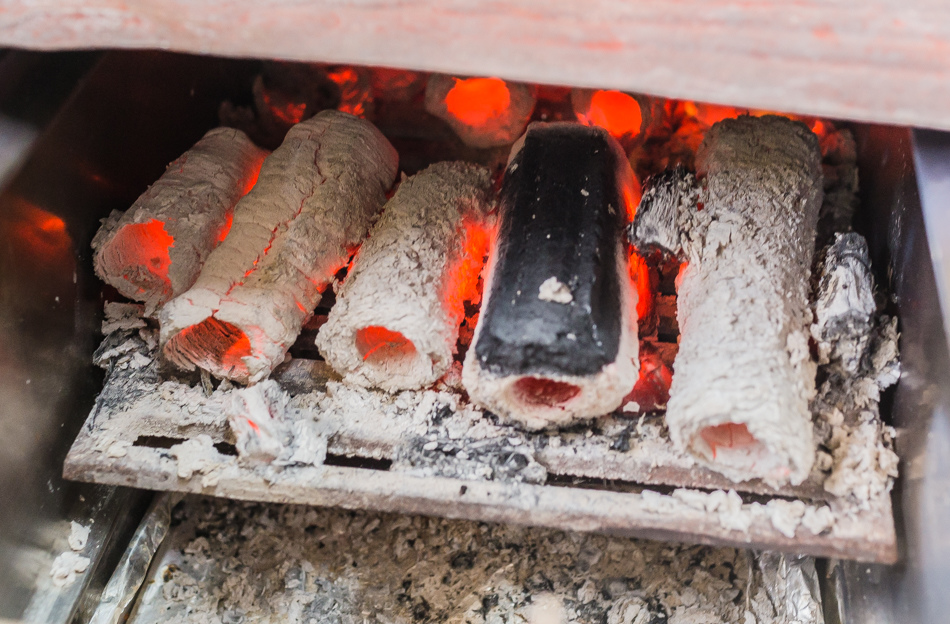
xmin=1 ymin=1 xmax=949 ymax=129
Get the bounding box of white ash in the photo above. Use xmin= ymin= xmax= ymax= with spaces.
xmin=170 ymin=435 xmax=222 ymax=480
xmin=631 ymin=116 xmax=824 ymax=487
xmin=160 ymin=111 xmax=398 ymax=384
xmin=808 ymin=233 xmax=900 ymax=508
xmin=317 ymin=161 xmax=493 ymax=391
xmin=812 ymin=233 xmax=876 ymax=373
xmin=93 ymin=127 xmax=267 ymax=314
xmin=50 ymin=551 xmax=90 ymax=588
xmin=68 ymin=521 xmax=90 ymax=551
xmin=102 ymin=302 xmax=147 ymax=334
xmin=128 ymin=496 xmax=817 ymax=624
xmin=538 ymin=276 xmax=573 ymax=304
xmin=227 ymin=380 xmax=293 ymax=464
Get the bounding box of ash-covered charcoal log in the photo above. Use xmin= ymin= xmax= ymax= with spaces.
xmin=317 ymin=162 xmax=493 ymax=390
xmin=631 ymin=115 xmax=823 ymax=486
xmin=463 ymin=123 xmax=640 ymax=430
xmin=160 ymin=111 xmax=398 ymax=384
xmin=92 ymin=128 xmax=268 ymax=313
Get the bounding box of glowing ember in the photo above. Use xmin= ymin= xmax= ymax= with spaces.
xmin=326 ymin=66 xmax=372 ymax=117
xmin=171 ymin=317 xmax=253 ymax=379
xmin=513 ymin=377 xmax=581 ymax=408
xmin=356 ymin=326 xmax=416 ymax=363
xmin=106 ymin=219 xmax=174 ymax=296
xmin=442 ymin=216 xmax=494 ymax=322
xmin=260 ymin=86 xmax=308 ymax=125
xmin=629 ymin=251 xmax=654 ymax=321
xmin=699 ymin=423 xmax=758 ymax=460
xmin=577 ymin=90 xmax=643 ymax=138
xmin=625 ymin=343 xmax=673 ymax=413
xmin=444 ymin=77 xmax=511 ymax=127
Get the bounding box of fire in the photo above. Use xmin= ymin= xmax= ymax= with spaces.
xmin=444 ymin=77 xmax=511 ymax=127
xmin=629 ymin=251 xmax=653 ymax=321
xmin=356 ymin=325 xmax=416 ymax=363
xmin=326 ymin=66 xmax=371 ymax=117
xmin=216 ymin=211 xmax=234 ymax=244
xmin=442 ymin=216 xmax=495 ymax=326
xmin=577 ymin=90 xmax=642 ymax=139
xmin=621 ymin=175 xmax=642 ymax=222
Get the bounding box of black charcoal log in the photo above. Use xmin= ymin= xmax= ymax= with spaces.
xmin=462 ymin=122 xmax=639 ymax=429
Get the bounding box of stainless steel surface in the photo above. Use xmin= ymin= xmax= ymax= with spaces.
xmin=20 ymin=486 xmax=148 ymax=624
xmin=0 ymin=51 xmax=258 ymax=619
xmin=831 ymin=127 xmax=950 ymax=623
xmin=88 ymin=494 xmax=174 ymax=624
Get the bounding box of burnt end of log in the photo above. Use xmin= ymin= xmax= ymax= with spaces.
xmin=463 ymin=123 xmax=639 ymax=429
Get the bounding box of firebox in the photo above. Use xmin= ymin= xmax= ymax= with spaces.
xmin=0 ymin=47 xmax=947 ymax=624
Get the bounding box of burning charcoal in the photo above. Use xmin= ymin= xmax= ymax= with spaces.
xmin=92 ymin=128 xmax=268 ymax=313
xmin=571 ymin=89 xmax=650 ymax=143
xmin=317 ymin=162 xmax=493 ymax=390
xmin=425 ymin=74 xmax=536 ymax=148
xmin=631 ymin=115 xmax=823 ymax=486
xmin=160 ymin=111 xmax=398 ymax=383
xmin=462 ymin=123 xmax=640 ymax=430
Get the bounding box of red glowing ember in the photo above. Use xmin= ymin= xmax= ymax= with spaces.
xmin=444 ymin=77 xmax=511 ymax=127
xmin=513 ymin=377 xmax=581 ymax=408
xmin=326 ymin=66 xmax=372 ymax=117
xmin=699 ymin=422 xmax=758 ymax=460
xmin=356 ymin=325 xmax=416 ymax=363
xmin=629 ymin=251 xmax=653 ymax=322
xmin=173 ymin=317 xmax=254 ymax=379
xmin=105 ymin=219 xmax=174 ymax=297
xmin=624 ymin=343 xmax=672 ymax=413
xmin=425 ymin=74 xmax=536 ymax=148
xmin=576 ymin=90 xmax=643 ymax=139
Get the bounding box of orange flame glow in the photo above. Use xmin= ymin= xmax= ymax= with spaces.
xmin=578 ymin=90 xmax=642 ymax=139
xmin=326 ymin=66 xmax=371 ymax=117
xmin=444 ymin=78 xmax=511 ymax=127
xmin=106 ymin=219 xmax=174 ymax=296
xmin=629 ymin=251 xmax=653 ymax=322
xmin=442 ymin=216 xmax=495 ymax=325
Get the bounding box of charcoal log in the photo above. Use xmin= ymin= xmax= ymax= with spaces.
xmin=92 ymin=127 xmax=268 ymax=313
xmin=317 ymin=162 xmax=494 ymax=390
xmin=463 ymin=123 xmax=640 ymax=429
xmin=631 ymin=115 xmax=822 ymax=486
xmin=160 ymin=111 xmax=398 ymax=383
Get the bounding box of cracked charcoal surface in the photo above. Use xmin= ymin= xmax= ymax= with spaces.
xmin=129 ymin=496 xmax=811 ymax=624
xmin=93 ymin=127 xmax=268 ymax=313
xmin=160 ymin=110 xmax=398 ymax=384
